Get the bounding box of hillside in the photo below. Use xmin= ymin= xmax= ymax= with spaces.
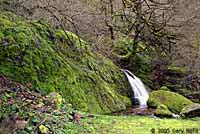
xmin=0 ymin=11 xmax=131 ymax=114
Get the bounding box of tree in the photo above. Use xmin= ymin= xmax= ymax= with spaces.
xmin=120 ymin=0 xmax=178 ymax=57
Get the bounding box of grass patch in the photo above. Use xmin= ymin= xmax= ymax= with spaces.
xmin=73 ymin=115 xmax=200 ymax=134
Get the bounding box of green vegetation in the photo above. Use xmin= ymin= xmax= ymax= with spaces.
xmin=0 ymin=10 xmax=199 ymax=134
xmin=133 ymin=53 xmax=153 ymax=86
xmin=67 ymin=115 xmax=200 ymax=134
xmin=160 ymin=86 xmax=171 ymax=91
xmin=167 ymin=66 xmax=188 ymax=75
xmin=1 ymin=83 xmax=199 ymax=134
xmin=0 ymin=11 xmax=131 ymax=114
xmin=0 ymin=81 xmax=75 ymax=134
xmin=47 ymin=92 xmax=63 ymax=109
xmin=154 ymin=104 xmax=173 ymax=117
xmin=114 ymin=36 xmax=153 ymax=87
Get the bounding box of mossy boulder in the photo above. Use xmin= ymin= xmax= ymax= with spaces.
xmin=160 ymin=86 xmax=170 ymax=91
xmin=181 ymin=103 xmax=200 ymax=118
xmin=0 ymin=11 xmax=131 ymax=114
xmin=154 ymin=104 xmax=173 ymax=118
xmin=148 ymin=90 xmax=192 ymax=113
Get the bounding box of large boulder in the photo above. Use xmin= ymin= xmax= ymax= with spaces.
xmin=181 ymin=103 xmax=200 ymax=118
xmin=0 ymin=11 xmax=131 ymax=114
xmin=148 ymin=90 xmax=192 ymax=113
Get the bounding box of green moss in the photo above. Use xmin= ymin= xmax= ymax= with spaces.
xmin=72 ymin=115 xmax=200 ymax=134
xmin=154 ymin=104 xmax=173 ymax=117
xmin=181 ymin=103 xmax=200 ymax=118
xmin=167 ymin=66 xmax=187 ymax=74
xmin=165 ymin=84 xmax=182 ymax=90
xmin=0 ymin=11 xmax=131 ymax=114
xmin=0 ymin=32 xmax=4 ymax=41
xmin=148 ymin=90 xmax=193 ymax=113
xmin=47 ymin=92 xmax=63 ymax=109
xmin=133 ymin=53 xmax=153 ymax=86
xmin=160 ymin=86 xmax=170 ymax=91
xmin=0 ymin=79 xmax=199 ymax=134
xmin=55 ymin=30 xmax=89 ymax=50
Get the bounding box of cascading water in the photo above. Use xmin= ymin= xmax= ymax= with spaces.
xmin=122 ymin=69 xmax=149 ymax=108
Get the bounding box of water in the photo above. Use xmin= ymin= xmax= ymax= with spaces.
xmin=122 ymin=69 xmax=149 ymax=108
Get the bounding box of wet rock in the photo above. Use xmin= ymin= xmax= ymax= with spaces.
xmin=132 ymin=98 xmax=140 ymax=105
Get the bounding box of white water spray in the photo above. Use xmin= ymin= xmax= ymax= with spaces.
xmin=122 ymin=69 xmax=149 ymax=108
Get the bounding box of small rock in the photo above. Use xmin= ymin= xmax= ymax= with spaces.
xmin=160 ymin=86 xmax=170 ymax=91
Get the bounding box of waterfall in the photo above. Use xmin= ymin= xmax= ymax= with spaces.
xmin=122 ymin=69 xmax=149 ymax=108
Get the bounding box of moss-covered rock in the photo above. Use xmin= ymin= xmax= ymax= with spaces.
xmin=160 ymin=86 xmax=170 ymax=91
xmin=181 ymin=103 xmax=200 ymax=118
xmin=154 ymin=104 xmax=173 ymax=118
xmin=148 ymin=90 xmax=192 ymax=113
xmin=0 ymin=11 xmax=131 ymax=114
